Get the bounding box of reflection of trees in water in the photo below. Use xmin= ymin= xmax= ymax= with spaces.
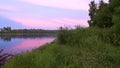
xmin=0 ymin=29 xmax=57 ymax=42
xmin=0 ymin=36 xmax=11 ymax=42
xmin=0 ymin=34 xmax=56 ymax=42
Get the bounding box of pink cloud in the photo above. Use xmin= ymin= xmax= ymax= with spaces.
xmin=18 ymin=0 xmax=89 ymax=11
xmin=10 ymin=18 xmax=65 ymax=29
xmin=10 ymin=17 xmax=89 ymax=29
xmin=53 ymin=18 xmax=89 ymax=28
xmin=0 ymin=4 xmax=20 ymax=12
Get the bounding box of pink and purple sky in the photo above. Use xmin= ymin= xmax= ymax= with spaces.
xmin=0 ymin=0 xmax=108 ymax=30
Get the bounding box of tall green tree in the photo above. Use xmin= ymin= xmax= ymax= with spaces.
xmin=89 ymin=0 xmax=120 ymax=45
xmin=93 ymin=0 xmax=114 ymax=28
xmin=94 ymin=7 xmax=113 ymax=28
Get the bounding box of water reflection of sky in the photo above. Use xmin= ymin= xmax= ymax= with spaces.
xmin=0 ymin=37 xmax=55 ymax=54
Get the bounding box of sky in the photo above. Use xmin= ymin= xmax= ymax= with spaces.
xmin=0 ymin=0 xmax=108 ymax=30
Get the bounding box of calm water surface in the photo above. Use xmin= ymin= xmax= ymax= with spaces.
xmin=0 ymin=37 xmax=55 ymax=54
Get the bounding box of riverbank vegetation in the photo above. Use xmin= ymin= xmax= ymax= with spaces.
xmin=5 ymin=27 xmax=120 ymax=68
xmin=4 ymin=0 xmax=120 ymax=68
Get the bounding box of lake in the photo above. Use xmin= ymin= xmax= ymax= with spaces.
xmin=0 ymin=37 xmax=55 ymax=54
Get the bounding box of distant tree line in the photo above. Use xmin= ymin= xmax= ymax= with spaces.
xmin=0 ymin=27 xmax=11 ymax=32
xmin=0 ymin=27 xmax=57 ymax=38
xmin=0 ymin=27 xmax=57 ymax=33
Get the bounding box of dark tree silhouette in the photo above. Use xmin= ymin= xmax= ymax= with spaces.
xmin=88 ymin=0 xmax=97 ymax=27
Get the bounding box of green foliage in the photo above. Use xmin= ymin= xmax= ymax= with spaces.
xmin=57 ymin=27 xmax=89 ymax=46
xmin=5 ymin=27 xmax=120 ymax=68
xmin=111 ymin=7 xmax=120 ymax=45
xmin=112 ymin=7 xmax=120 ymax=24
xmin=57 ymin=27 xmax=69 ymax=44
xmin=88 ymin=0 xmax=120 ymax=28
xmin=109 ymin=0 xmax=120 ymax=12
xmin=89 ymin=0 xmax=120 ymax=45
xmin=88 ymin=0 xmax=113 ymax=27
xmin=94 ymin=6 xmax=113 ymax=28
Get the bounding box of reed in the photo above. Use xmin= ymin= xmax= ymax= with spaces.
xmin=0 ymin=49 xmax=13 ymax=68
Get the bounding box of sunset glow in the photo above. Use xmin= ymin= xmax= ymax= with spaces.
xmin=0 ymin=0 xmax=108 ymax=29
xmin=9 ymin=38 xmax=54 ymax=54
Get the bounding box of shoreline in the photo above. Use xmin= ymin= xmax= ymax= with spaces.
xmin=4 ymin=27 xmax=120 ymax=68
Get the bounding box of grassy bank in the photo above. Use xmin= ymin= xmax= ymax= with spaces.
xmin=5 ymin=27 xmax=120 ymax=68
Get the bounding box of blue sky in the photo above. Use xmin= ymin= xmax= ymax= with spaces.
xmin=0 ymin=0 xmax=108 ymax=29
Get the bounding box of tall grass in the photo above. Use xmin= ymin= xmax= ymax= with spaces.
xmin=5 ymin=27 xmax=120 ymax=68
